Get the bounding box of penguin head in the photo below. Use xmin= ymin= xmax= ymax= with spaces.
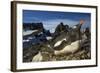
xmin=79 ymin=19 xmax=85 ymax=25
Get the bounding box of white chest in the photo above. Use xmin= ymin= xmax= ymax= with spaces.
xmin=32 ymin=52 xmax=43 ymax=62
xmin=54 ymin=38 xmax=66 ymax=47
xmin=54 ymin=40 xmax=80 ymax=55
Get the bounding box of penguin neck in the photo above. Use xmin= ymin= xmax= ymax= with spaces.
xmin=38 ymin=51 xmax=42 ymax=56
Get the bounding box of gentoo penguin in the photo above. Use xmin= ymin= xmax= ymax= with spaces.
xmin=81 ymin=27 xmax=91 ymax=52
xmin=70 ymin=19 xmax=85 ymax=42
xmin=54 ymin=40 xmax=81 ymax=55
xmin=32 ymin=43 xmax=54 ymax=62
xmin=53 ymin=19 xmax=85 ymax=55
xmin=32 ymin=50 xmax=53 ymax=62
xmin=32 ymin=51 xmax=43 ymax=62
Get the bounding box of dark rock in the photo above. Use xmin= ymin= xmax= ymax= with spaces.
xmin=84 ymin=27 xmax=91 ymax=39
xmin=23 ymin=22 xmax=44 ymax=30
xmin=54 ymin=22 xmax=67 ymax=35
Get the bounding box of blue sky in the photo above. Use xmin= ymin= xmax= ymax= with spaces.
xmin=23 ymin=10 xmax=91 ymax=32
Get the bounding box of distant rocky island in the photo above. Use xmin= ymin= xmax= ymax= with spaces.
xmin=23 ymin=22 xmax=91 ymax=62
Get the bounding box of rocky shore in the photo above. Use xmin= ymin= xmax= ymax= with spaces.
xmin=23 ymin=22 xmax=91 ymax=62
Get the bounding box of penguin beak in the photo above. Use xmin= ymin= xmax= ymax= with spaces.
xmin=80 ymin=19 xmax=85 ymax=25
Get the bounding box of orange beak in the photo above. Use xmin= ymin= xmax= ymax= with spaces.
xmin=79 ymin=19 xmax=85 ymax=25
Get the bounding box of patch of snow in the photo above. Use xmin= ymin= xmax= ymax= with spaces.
xmin=28 ymin=37 xmax=34 ymax=40
xmin=46 ymin=36 xmax=52 ymax=40
xmin=72 ymin=25 xmax=77 ymax=29
xmin=23 ymin=30 xmax=38 ymax=36
xmin=23 ymin=39 xmax=30 ymax=42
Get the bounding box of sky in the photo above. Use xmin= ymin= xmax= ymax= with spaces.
xmin=23 ymin=10 xmax=91 ymax=33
